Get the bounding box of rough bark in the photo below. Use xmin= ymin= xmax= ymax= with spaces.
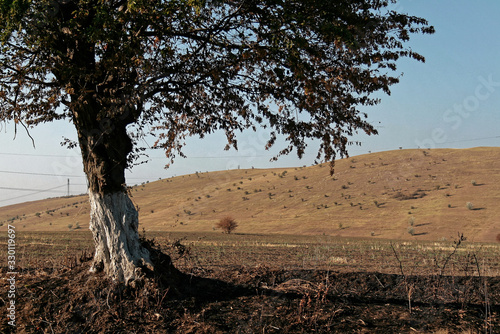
xmin=88 ymin=190 xmax=153 ymax=283
xmin=71 ymin=93 xmax=154 ymax=283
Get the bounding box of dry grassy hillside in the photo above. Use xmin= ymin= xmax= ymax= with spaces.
xmin=1 ymin=147 xmax=499 ymax=242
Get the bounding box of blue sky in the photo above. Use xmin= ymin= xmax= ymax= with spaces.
xmin=1 ymin=1 xmax=499 ymax=207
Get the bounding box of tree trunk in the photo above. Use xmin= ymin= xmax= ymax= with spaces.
xmin=88 ymin=191 xmax=153 ymax=283
xmin=71 ymin=94 xmax=154 ymax=284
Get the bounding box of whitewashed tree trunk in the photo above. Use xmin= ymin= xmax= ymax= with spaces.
xmin=88 ymin=190 xmax=153 ymax=283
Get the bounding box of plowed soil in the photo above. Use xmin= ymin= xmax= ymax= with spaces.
xmin=2 ymin=240 xmax=498 ymax=334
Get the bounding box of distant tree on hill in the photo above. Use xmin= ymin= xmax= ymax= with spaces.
xmin=216 ymin=216 xmax=238 ymax=234
xmin=0 ymin=0 xmax=434 ymax=283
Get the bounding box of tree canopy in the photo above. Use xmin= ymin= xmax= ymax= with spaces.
xmin=0 ymin=0 xmax=434 ymax=176
xmin=0 ymin=0 xmax=434 ymax=282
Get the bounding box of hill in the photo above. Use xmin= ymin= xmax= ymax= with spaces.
xmin=1 ymin=147 xmax=499 ymax=242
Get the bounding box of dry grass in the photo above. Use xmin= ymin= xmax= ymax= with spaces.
xmin=1 ymin=147 xmax=500 ymax=242
xmin=3 ymin=231 xmax=500 ymax=277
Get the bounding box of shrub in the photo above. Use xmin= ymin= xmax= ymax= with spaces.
xmin=393 ymin=190 xmax=426 ymax=201
xmin=497 ymin=234 xmax=500 ymax=242
xmin=471 ymin=180 xmax=477 ymax=186
xmin=408 ymin=217 xmax=415 ymax=226
xmin=407 ymin=227 xmax=415 ymax=236
xmin=216 ymin=216 xmax=238 ymax=234
xmin=466 ymin=202 xmax=474 ymax=210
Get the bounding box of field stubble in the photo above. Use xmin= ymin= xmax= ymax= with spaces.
xmin=5 ymin=231 xmax=499 ymax=276
xmin=1 ymin=231 xmax=499 ymax=333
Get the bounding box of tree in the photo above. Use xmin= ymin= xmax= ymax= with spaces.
xmin=216 ymin=216 xmax=238 ymax=234
xmin=0 ymin=0 xmax=433 ymax=283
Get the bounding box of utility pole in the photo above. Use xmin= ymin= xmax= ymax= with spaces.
xmin=67 ymin=178 xmax=70 ymax=197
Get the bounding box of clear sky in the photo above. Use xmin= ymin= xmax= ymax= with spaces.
xmin=1 ymin=0 xmax=499 ymax=207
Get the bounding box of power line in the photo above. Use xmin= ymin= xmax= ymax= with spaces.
xmin=0 ymin=150 xmax=274 ymax=160
xmin=0 ymin=186 xmax=68 ymax=192
xmin=0 ymin=184 xmax=68 ymax=203
xmin=0 ymin=152 xmax=79 ymax=158
xmin=0 ymin=170 xmax=86 ymax=178
xmin=438 ymin=135 xmax=500 ymax=145
xmin=0 ymin=169 xmax=154 ymax=180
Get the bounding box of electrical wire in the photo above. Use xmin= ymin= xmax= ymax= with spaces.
xmin=0 ymin=184 xmax=68 ymax=203
xmin=0 ymin=170 xmax=85 ymax=178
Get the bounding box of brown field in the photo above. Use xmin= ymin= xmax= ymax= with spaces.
xmin=4 ymin=231 xmax=500 ymax=277
xmin=1 ymin=147 xmax=500 ymax=333
xmin=1 ymin=231 xmax=499 ymax=333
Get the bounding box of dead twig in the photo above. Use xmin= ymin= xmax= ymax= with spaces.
xmin=390 ymin=242 xmax=414 ymax=313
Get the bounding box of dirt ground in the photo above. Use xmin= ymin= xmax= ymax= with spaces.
xmin=1 ymin=238 xmax=498 ymax=334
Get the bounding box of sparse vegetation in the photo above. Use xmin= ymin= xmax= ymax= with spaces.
xmin=393 ymin=190 xmax=426 ymax=201
xmin=0 ymin=148 xmax=498 ymax=241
